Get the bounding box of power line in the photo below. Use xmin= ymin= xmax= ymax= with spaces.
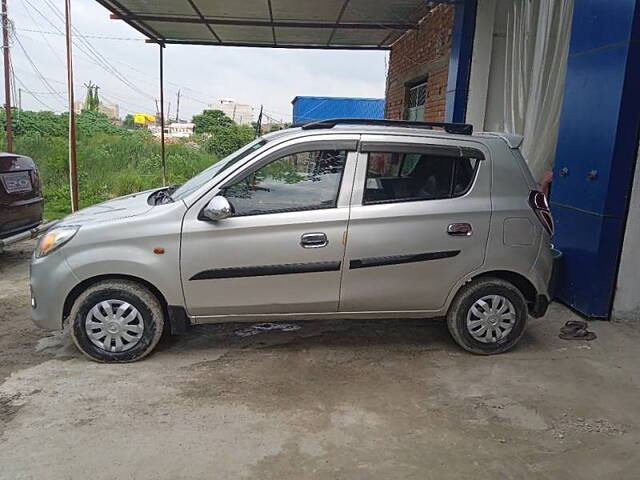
xmin=18 ymin=0 xmax=64 ymax=64
xmin=12 ymin=31 xmax=66 ymax=104
xmin=13 ymin=72 xmax=57 ymax=110
xmin=41 ymin=0 xmax=154 ymax=100
xmin=22 ymin=0 xmax=154 ymax=102
xmin=13 ymin=66 xmax=151 ymax=114
xmin=14 ymin=26 xmax=144 ymax=41
xmin=13 ymin=1 xmax=291 ymax=121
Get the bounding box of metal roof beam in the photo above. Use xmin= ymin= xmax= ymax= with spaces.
xmin=97 ymin=0 xmax=164 ymax=41
xmin=146 ymin=39 xmax=391 ymax=50
xmin=186 ymin=0 xmax=222 ymax=43
xmin=110 ymin=14 xmax=416 ymax=31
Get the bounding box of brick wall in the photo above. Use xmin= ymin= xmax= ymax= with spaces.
xmin=385 ymin=5 xmax=455 ymax=122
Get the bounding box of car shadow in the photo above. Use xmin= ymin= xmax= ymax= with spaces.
xmin=155 ymin=317 xmax=458 ymax=355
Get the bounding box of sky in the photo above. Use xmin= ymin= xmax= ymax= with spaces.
xmin=4 ymin=0 xmax=390 ymax=123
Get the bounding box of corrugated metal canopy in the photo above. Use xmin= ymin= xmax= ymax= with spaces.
xmin=96 ymin=0 xmax=434 ymax=50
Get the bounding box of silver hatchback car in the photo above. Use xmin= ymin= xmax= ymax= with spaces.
xmin=31 ymin=119 xmax=553 ymax=362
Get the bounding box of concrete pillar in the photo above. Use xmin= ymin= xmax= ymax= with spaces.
xmin=551 ymin=0 xmax=640 ymax=318
xmin=613 ymin=145 xmax=640 ymax=320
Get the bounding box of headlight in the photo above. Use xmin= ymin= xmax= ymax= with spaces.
xmin=35 ymin=226 xmax=80 ymax=258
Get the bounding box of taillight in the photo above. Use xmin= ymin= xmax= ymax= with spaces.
xmin=529 ymin=191 xmax=554 ymax=235
xmin=29 ymin=169 xmax=41 ymax=192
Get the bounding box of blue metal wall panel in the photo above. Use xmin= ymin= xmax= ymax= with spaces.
xmin=552 ymin=44 xmax=629 ymax=216
xmin=445 ymin=0 xmax=477 ymax=123
xmin=552 ymin=0 xmax=640 ymax=318
xmin=567 ymin=0 xmax=638 ymax=54
xmin=292 ymin=97 xmax=385 ymax=124
xmin=552 ymin=206 xmax=626 ymax=316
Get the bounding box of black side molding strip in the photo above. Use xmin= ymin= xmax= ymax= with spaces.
xmin=350 ymin=250 xmax=460 ymax=270
xmin=190 ymin=261 xmax=341 ymax=280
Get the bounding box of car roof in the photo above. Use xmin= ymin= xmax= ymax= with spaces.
xmin=263 ymin=125 xmax=522 ymax=150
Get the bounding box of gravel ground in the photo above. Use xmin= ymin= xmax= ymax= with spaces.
xmin=1 ymin=240 xmax=639 ymax=479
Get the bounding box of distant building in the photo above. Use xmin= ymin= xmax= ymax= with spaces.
xmin=292 ymin=96 xmax=385 ymax=124
xmin=168 ymin=122 xmax=194 ymax=138
xmin=148 ymin=122 xmax=195 ymax=139
xmin=208 ymin=98 xmax=253 ymax=125
xmin=73 ymin=101 xmax=120 ymax=119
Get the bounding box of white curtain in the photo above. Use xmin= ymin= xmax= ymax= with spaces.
xmin=504 ymin=0 xmax=574 ymax=183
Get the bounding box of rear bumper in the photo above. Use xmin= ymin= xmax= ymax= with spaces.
xmin=0 ymin=198 xmax=43 ymax=238
xmin=530 ymin=294 xmax=550 ymax=318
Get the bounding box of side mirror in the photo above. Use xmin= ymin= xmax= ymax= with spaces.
xmin=202 ymin=195 xmax=233 ymax=221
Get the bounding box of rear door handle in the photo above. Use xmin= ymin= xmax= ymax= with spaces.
xmin=301 ymin=232 xmax=328 ymax=248
xmin=448 ymin=223 xmax=473 ymax=236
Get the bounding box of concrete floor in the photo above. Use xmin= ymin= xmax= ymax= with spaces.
xmin=1 ymin=241 xmax=639 ymax=479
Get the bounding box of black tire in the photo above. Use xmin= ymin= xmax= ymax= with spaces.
xmin=447 ymin=277 xmax=528 ymax=355
xmin=69 ymin=280 xmax=165 ymax=363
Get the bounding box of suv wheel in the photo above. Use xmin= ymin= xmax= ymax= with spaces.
xmin=69 ymin=280 xmax=165 ymax=363
xmin=447 ymin=278 xmax=528 ymax=355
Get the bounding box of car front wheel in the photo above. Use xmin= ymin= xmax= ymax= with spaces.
xmin=69 ymin=280 xmax=165 ymax=362
xmin=447 ymin=277 xmax=528 ymax=355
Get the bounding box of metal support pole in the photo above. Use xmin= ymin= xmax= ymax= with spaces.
xmin=2 ymin=0 xmax=13 ymax=153
xmin=175 ymin=89 xmax=180 ymax=122
xmin=64 ymin=0 xmax=78 ymax=211
xmin=159 ymin=43 xmax=166 ymax=186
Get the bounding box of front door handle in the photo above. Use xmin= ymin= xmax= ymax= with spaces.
xmin=301 ymin=232 xmax=328 ymax=248
xmin=448 ymin=223 xmax=473 ymax=236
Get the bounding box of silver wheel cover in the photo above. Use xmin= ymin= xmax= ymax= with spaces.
xmin=85 ymin=300 xmax=145 ymax=352
xmin=466 ymin=295 xmax=516 ymax=344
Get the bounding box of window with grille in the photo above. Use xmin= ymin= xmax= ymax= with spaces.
xmin=405 ymin=81 xmax=426 ymax=121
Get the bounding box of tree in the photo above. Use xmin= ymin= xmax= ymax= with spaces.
xmin=204 ymin=124 xmax=255 ymax=157
xmin=124 ymin=114 xmax=135 ymax=128
xmin=83 ymin=82 xmax=101 ymax=112
xmin=192 ymin=109 xmax=233 ymax=134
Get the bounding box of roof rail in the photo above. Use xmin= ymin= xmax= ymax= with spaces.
xmin=296 ymin=118 xmax=473 ymax=135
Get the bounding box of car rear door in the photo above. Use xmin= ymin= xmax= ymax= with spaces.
xmin=339 ymin=135 xmax=491 ymax=313
xmin=180 ymin=137 xmax=359 ymax=318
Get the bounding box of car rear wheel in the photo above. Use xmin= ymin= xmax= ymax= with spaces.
xmin=447 ymin=277 xmax=528 ymax=355
xmin=69 ymin=280 xmax=165 ymax=362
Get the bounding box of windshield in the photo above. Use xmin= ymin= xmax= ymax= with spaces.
xmin=170 ymin=139 xmax=267 ymax=201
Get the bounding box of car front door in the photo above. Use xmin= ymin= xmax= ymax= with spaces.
xmin=339 ymin=135 xmax=491 ymax=313
xmin=180 ymin=139 xmax=358 ymax=318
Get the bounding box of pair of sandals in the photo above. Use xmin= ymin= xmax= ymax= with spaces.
xmin=559 ymin=320 xmax=597 ymax=341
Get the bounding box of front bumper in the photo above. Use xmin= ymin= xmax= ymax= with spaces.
xmin=30 ymin=250 xmax=79 ymax=330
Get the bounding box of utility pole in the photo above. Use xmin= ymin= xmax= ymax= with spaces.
xmin=18 ymin=86 xmax=21 ymax=110
xmin=2 ymin=0 xmax=13 ymax=153
xmin=65 ymin=0 xmax=78 ymax=211
xmin=255 ymin=104 xmax=263 ymax=138
xmin=175 ymin=89 xmax=180 ymax=122
xmin=159 ymin=43 xmax=166 ymax=187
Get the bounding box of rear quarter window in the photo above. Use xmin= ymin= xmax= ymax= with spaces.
xmin=363 ymin=151 xmax=480 ymax=205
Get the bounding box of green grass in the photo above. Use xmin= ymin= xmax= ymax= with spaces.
xmin=1 ymin=132 xmax=218 ymax=219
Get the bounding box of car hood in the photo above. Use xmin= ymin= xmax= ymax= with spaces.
xmin=57 ymin=189 xmax=156 ymax=227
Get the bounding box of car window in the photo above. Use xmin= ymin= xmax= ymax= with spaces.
xmin=364 ymin=151 xmax=478 ymax=204
xmin=171 ymin=139 xmax=267 ymax=201
xmin=224 ymin=150 xmax=347 ymax=216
